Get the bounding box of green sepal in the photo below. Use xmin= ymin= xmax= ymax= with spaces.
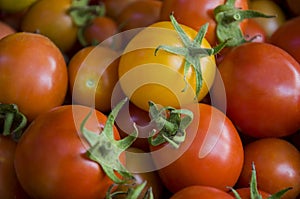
xmin=0 ymin=104 xmax=27 ymax=140
xmin=81 ymin=98 xmax=138 ymax=184
xmin=148 ymin=101 xmax=193 ymax=149
xmin=214 ymin=0 xmax=275 ymax=46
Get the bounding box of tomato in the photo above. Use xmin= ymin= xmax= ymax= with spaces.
xmin=114 ymin=147 xmax=164 ymax=199
xmin=269 ymin=16 xmax=300 ymax=64
xmin=286 ymin=0 xmax=300 ymax=16
xmin=215 ymin=42 xmax=300 ymax=138
xmin=0 ymin=20 xmax=15 ymax=40
xmin=116 ymin=0 xmax=162 ymax=31
xmin=243 ymin=19 xmax=267 ymax=43
xmin=118 ymin=18 xmax=217 ymax=111
xmin=80 ymin=16 xmax=119 ymax=47
xmin=14 ymin=105 xmax=124 ymax=199
xmin=68 ymin=45 xmax=120 ymax=113
xmin=0 ymin=0 xmax=38 ymax=13
xmin=0 ymin=32 xmax=68 ymax=122
xmin=0 ymin=135 xmax=30 ymax=199
xmin=102 ymin=0 xmax=139 ymax=20
xmin=150 ymin=103 xmax=244 ymax=193
xmin=229 ymin=187 xmax=271 ymax=199
xmin=20 ymin=0 xmax=78 ymax=52
xmin=237 ymin=138 xmax=300 ymax=199
xmin=170 ymin=185 xmax=235 ymax=199
xmin=249 ymin=0 xmax=286 ymax=38
xmin=159 ymin=0 xmax=248 ymax=46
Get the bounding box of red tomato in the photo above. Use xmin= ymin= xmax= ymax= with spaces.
xmin=150 ymin=103 xmax=244 ymax=193
xmin=0 ymin=32 xmax=68 ymax=122
xmin=215 ymin=42 xmax=300 ymax=138
xmin=116 ymin=0 xmax=162 ymax=31
xmin=237 ymin=138 xmax=300 ymax=199
xmin=243 ymin=19 xmax=267 ymax=43
xmin=170 ymin=185 xmax=235 ymax=199
xmin=14 ymin=105 xmax=123 ymax=199
xmin=68 ymin=45 xmax=120 ymax=113
xmin=229 ymin=187 xmax=271 ymax=199
xmin=0 ymin=20 xmax=15 ymax=40
xmin=0 ymin=135 xmax=30 ymax=199
xmin=270 ymin=16 xmax=300 ymax=64
xmin=159 ymin=0 xmax=248 ymax=46
xmin=81 ymin=16 xmax=119 ymax=47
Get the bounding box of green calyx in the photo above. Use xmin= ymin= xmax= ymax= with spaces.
xmin=214 ymin=0 xmax=275 ymax=47
xmin=148 ymin=101 xmax=193 ymax=149
xmin=106 ymin=181 xmax=154 ymax=199
xmin=81 ymin=98 xmax=138 ymax=184
xmin=229 ymin=162 xmax=292 ymax=199
xmin=155 ymin=13 xmax=227 ymax=99
xmin=0 ymin=103 xmax=27 ymax=140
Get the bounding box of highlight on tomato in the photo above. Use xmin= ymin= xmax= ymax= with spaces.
xmin=0 ymin=32 xmax=68 ymax=122
xmin=118 ymin=14 xmax=225 ymax=112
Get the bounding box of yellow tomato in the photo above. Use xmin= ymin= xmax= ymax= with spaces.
xmin=0 ymin=0 xmax=38 ymax=13
xmin=118 ymin=20 xmax=217 ymax=111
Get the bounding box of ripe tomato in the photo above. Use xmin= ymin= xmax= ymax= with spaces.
xmin=118 ymin=19 xmax=217 ymax=111
xmin=116 ymin=0 xmax=162 ymax=31
xmin=0 ymin=20 xmax=15 ymax=40
xmin=150 ymin=103 xmax=244 ymax=193
xmin=0 ymin=32 xmax=68 ymax=122
xmin=237 ymin=138 xmax=300 ymax=199
xmin=249 ymin=0 xmax=286 ymax=38
xmin=0 ymin=0 xmax=38 ymax=13
xmin=170 ymin=185 xmax=235 ymax=199
xmin=68 ymin=45 xmax=120 ymax=113
xmin=243 ymin=19 xmax=267 ymax=43
xmin=269 ymin=16 xmax=300 ymax=64
xmin=229 ymin=187 xmax=271 ymax=199
xmin=0 ymin=135 xmax=30 ymax=199
xmin=159 ymin=0 xmax=248 ymax=46
xmin=216 ymin=42 xmax=300 ymax=138
xmin=102 ymin=0 xmax=139 ymax=20
xmin=14 ymin=105 xmax=123 ymax=199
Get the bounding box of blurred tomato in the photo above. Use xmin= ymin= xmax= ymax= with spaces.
xmin=0 ymin=20 xmax=15 ymax=39
xmin=0 ymin=0 xmax=38 ymax=13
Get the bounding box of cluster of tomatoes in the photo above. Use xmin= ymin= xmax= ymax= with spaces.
xmin=0 ymin=0 xmax=300 ymax=199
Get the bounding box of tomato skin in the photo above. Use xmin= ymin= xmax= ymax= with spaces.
xmin=159 ymin=0 xmax=248 ymax=45
xmin=14 ymin=105 xmax=122 ymax=199
xmin=0 ymin=20 xmax=15 ymax=40
xmin=150 ymin=103 xmax=244 ymax=193
xmin=237 ymin=138 xmax=300 ymax=199
xmin=286 ymin=0 xmax=300 ymax=16
xmin=68 ymin=45 xmax=119 ymax=113
xmin=102 ymin=0 xmax=139 ymax=20
xmin=216 ymin=42 xmax=300 ymax=138
xmin=0 ymin=135 xmax=31 ymax=199
xmin=229 ymin=187 xmax=271 ymax=199
xmin=0 ymin=0 xmax=38 ymax=13
xmin=243 ymin=19 xmax=267 ymax=43
xmin=269 ymin=16 xmax=300 ymax=64
xmin=0 ymin=32 xmax=68 ymax=122
xmin=21 ymin=0 xmax=78 ymax=52
xmin=170 ymin=185 xmax=235 ymax=199
xmin=118 ymin=21 xmax=216 ymax=111
xmin=116 ymin=0 xmax=162 ymax=31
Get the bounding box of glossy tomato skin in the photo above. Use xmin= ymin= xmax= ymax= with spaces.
xmin=270 ymin=16 xmax=300 ymax=64
xmin=118 ymin=21 xmax=217 ymax=112
xmin=21 ymin=0 xmax=78 ymax=52
xmin=170 ymin=185 xmax=235 ymax=199
xmin=216 ymin=42 xmax=300 ymax=138
xmin=237 ymin=138 xmax=300 ymax=199
xmin=0 ymin=32 xmax=68 ymax=122
xmin=150 ymin=103 xmax=244 ymax=193
xmin=68 ymin=45 xmax=120 ymax=113
xmin=14 ymin=105 xmax=122 ymax=199
xmin=0 ymin=135 xmax=31 ymax=199
xmin=159 ymin=0 xmax=248 ymax=45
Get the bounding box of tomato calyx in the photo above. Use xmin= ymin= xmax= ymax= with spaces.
xmin=214 ymin=0 xmax=274 ymax=47
xmin=106 ymin=181 xmax=154 ymax=199
xmin=147 ymin=101 xmax=193 ymax=149
xmin=0 ymin=103 xmax=27 ymax=140
xmin=69 ymin=0 xmax=105 ymax=46
xmin=155 ymin=13 xmax=226 ymax=99
xmin=81 ymin=98 xmax=138 ymax=184
xmin=229 ymin=162 xmax=292 ymax=199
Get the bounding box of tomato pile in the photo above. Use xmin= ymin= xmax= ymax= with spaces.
xmin=1 ymin=0 xmax=300 ymax=199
